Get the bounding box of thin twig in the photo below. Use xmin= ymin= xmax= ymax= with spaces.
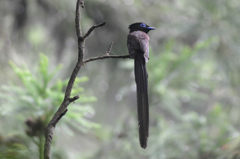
xmin=69 ymin=95 xmax=80 ymax=102
xmin=83 ymin=21 xmax=107 ymax=39
xmin=83 ymin=55 xmax=130 ymax=64
xmin=106 ymin=41 xmax=114 ymax=55
xmin=83 ymin=41 xmax=130 ymax=64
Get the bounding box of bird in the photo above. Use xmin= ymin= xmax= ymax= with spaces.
xmin=127 ymin=22 xmax=155 ymax=149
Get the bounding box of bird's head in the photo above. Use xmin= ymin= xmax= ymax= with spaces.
xmin=129 ymin=22 xmax=155 ymax=33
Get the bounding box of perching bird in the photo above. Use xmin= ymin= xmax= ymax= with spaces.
xmin=127 ymin=22 xmax=155 ymax=149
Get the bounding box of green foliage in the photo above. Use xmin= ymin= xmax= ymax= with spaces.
xmin=149 ymin=104 xmax=234 ymax=159
xmin=1 ymin=53 xmax=98 ymax=127
xmin=0 ymin=136 xmax=30 ymax=159
xmin=0 ymin=53 xmax=99 ymax=158
xmin=148 ymin=38 xmax=218 ymax=120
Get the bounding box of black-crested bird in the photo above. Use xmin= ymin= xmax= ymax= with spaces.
xmin=127 ymin=22 xmax=155 ymax=149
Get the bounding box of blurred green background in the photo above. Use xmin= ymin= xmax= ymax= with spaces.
xmin=1 ymin=0 xmax=240 ymax=159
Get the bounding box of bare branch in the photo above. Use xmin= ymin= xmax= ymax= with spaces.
xmin=53 ymin=109 xmax=68 ymax=127
xmin=106 ymin=41 xmax=114 ymax=55
xmin=83 ymin=41 xmax=130 ymax=64
xmin=44 ymin=1 xmax=129 ymax=158
xmin=44 ymin=100 xmax=72 ymax=159
xmin=83 ymin=55 xmax=130 ymax=64
xmin=75 ymin=0 xmax=83 ymax=38
xmin=69 ymin=95 xmax=80 ymax=102
xmin=83 ymin=21 xmax=107 ymax=39
xmin=44 ymin=0 xmax=84 ymax=158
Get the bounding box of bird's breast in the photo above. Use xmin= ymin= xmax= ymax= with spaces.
xmin=129 ymin=31 xmax=150 ymax=41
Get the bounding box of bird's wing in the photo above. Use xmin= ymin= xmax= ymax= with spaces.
xmin=127 ymin=34 xmax=140 ymax=58
xmin=127 ymin=31 xmax=149 ymax=62
xmin=139 ymin=37 xmax=149 ymax=63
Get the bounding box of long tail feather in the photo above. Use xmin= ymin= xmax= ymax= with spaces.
xmin=134 ymin=54 xmax=149 ymax=149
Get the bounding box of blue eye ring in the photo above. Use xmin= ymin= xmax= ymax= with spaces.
xmin=140 ymin=23 xmax=146 ymax=27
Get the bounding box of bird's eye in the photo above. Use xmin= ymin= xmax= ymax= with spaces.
xmin=140 ymin=23 xmax=146 ymax=27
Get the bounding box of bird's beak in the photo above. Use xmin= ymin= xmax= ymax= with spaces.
xmin=147 ymin=27 xmax=155 ymax=30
